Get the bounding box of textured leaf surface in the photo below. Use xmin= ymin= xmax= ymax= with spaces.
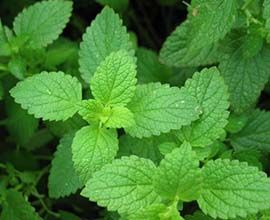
xmin=13 ymin=0 xmax=72 ymax=48
xmin=263 ymin=0 xmax=270 ymax=43
xmin=160 ymin=21 xmax=219 ymax=68
xmin=78 ymin=99 xmax=104 ymax=124
xmin=79 ymin=6 xmax=134 ymax=83
xmin=81 ymin=156 xmax=160 ymax=213
xmin=105 ymin=106 xmax=135 ymax=128
xmin=198 ymin=159 xmax=270 ymax=219
xmin=177 ymin=67 xmax=229 ymax=147
xmin=122 ymin=204 xmax=171 ymax=220
xmin=72 ymin=125 xmax=118 ymax=184
xmin=154 ymin=142 xmax=201 ymax=201
xmin=126 ymin=82 xmax=201 ymax=138
xmin=188 ymin=0 xmax=237 ymax=50
xmin=1 ymin=189 xmax=41 ymax=220
xmin=231 ymin=110 xmax=270 ymax=152
xmin=91 ymin=50 xmax=137 ymax=106
xmin=49 ymin=133 xmax=82 ymax=198
xmin=219 ymin=48 xmax=270 ymax=112
xmin=10 ymin=72 xmax=82 ymax=121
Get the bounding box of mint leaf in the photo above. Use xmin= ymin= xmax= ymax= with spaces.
xmin=1 ymin=189 xmax=41 ymax=220
xmin=13 ymin=0 xmax=72 ymax=48
xmin=10 ymin=72 xmax=82 ymax=121
xmin=125 ymin=82 xmax=200 ymax=138
xmin=188 ymin=0 xmax=237 ymax=50
xmin=219 ymin=47 xmax=270 ymax=112
xmin=78 ymin=99 xmax=104 ymax=124
xmin=104 ymin=106 xmax=135 ymax=128
xmin=72 ymin=125 xmax=118 ymax=184
xmin=185 ymin=211 xmax=215 ymax=220
xmin=177 ymin=67 xmax=229 ymax=147
xmin=81 ymin=156 xmax=160 ymax=213
xmin=91 ymin=50 xmax=137 ymax=106
xmin=49 ymin=133 xmax=83 ymax=199
xmin=159 ymin=21 xmax=219 ymax=68
xmin=79 ymin=6 xmax=134 ymax=83
xmin=263 ymin=0 xmax=270 ymax=43
xmin=154 ymin=142 xmax=201 ymax=201
xmin=198 ymin=159 xmax=270 ymax=219
xmin=231 ymin=110 xmax=270 ymax=152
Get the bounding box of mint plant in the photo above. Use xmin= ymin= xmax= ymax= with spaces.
xmin=1 ymin=0 xmax=270 ymax=219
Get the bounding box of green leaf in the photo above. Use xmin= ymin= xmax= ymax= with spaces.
xmin=78 ymin=99 xmax=104 ymax=124
xmin=72 ymin=125 xmax=118 ymax=184
xmin=10 ymin=71 xmax=82 ymax=121
xmin=225 ymin=113 xmax=249 ymax=134
xmin=219 ymin=47 xmax=270 ymax=112
xmin=121 ymin=204 xmax=168 ymax=220
xmin=263 ymin=0 xmax=270 ymax=43
xmin=95 ymin=0 xmax=129 ymax=12
xmin=0 ymin=20 xmax=11 ymax=56
xmin=125 ymin=82 xmax=201 ymax=138
xmin=231 ymin=110 xmax=270 ymax=152
xmin=5 ymin=97 xmax=39 ymax=146
xmin=79 ymin=6 xmax=134 ymax=83
xmin=1 ymin=189 xmax=41 ymax=220
xmin=104 ymin=106 xmax=135 ymax=128
xmin=91 ymin=50 xmax=137 ymax=106
xmin=159 ymin=21 xmax=219 ymax=68
xmin=8 ymin=56 xmax=26 ymax=80
xmin=13 ymin=0 xmax=72 ymax=48
xmin=136 ymin=47 xmax=171 ymax=83
xmin=49 ymin=133 xmax=83 ymax=198
xmin=154 ymin=142 xmax=201 ymax=201
xmin=177 ymin=67 xmax=229 ymax=147
xmin=81 ymin=156 xmax=160 ymax=213
xmin=188 ymin=0 xmax=237 ymax=50
xmin=198 ymin=159 xmax=270 ymax=219
xmin=233 ymin=149 xmax=263 ymax=170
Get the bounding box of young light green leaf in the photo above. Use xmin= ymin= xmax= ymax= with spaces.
xmin=49 ymin=133 xmax=83 ymax=199
xmin=159 ymin=21 xmax=219 ymax=68
xmin=154 ymin=142 xmax=201 ymax=202
xmin=219 ymin=48 xmax=270 ymax=112
xmin=1 ymin=189 xmax=41 ymax=220
xmin=78 ymin=99 xmax=104 ymax=124
xmin=72 ymin=125 xmax=118 ymax=184
xmin=121 ymin=204 xmax=166 ymax=220
xmin=91 ymin=50 xmax=137 ymax=106
xmin=230 ymin=110 xmax=270 ymax=152
xmin=81 ymin=156 xmax=160 ymax=213
xmin=177 ymin=67 xmax=229 ymax=147
xmin=13 ymin=0 xmax=72 ymax=48
xmin=188 ymin=0 xmax=237 ymax=50
xmin=198 ymin=159 xmax=270 ymax=219
xmin=104 ymin=106 xmax=135 ymax=128
xmin=10 ymin=72 xmax=82 ymax=121
xmin=125 ymin=82 xmax=201 ymax=138
xmin=79 ymin=6 xmax=134 ymax=83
